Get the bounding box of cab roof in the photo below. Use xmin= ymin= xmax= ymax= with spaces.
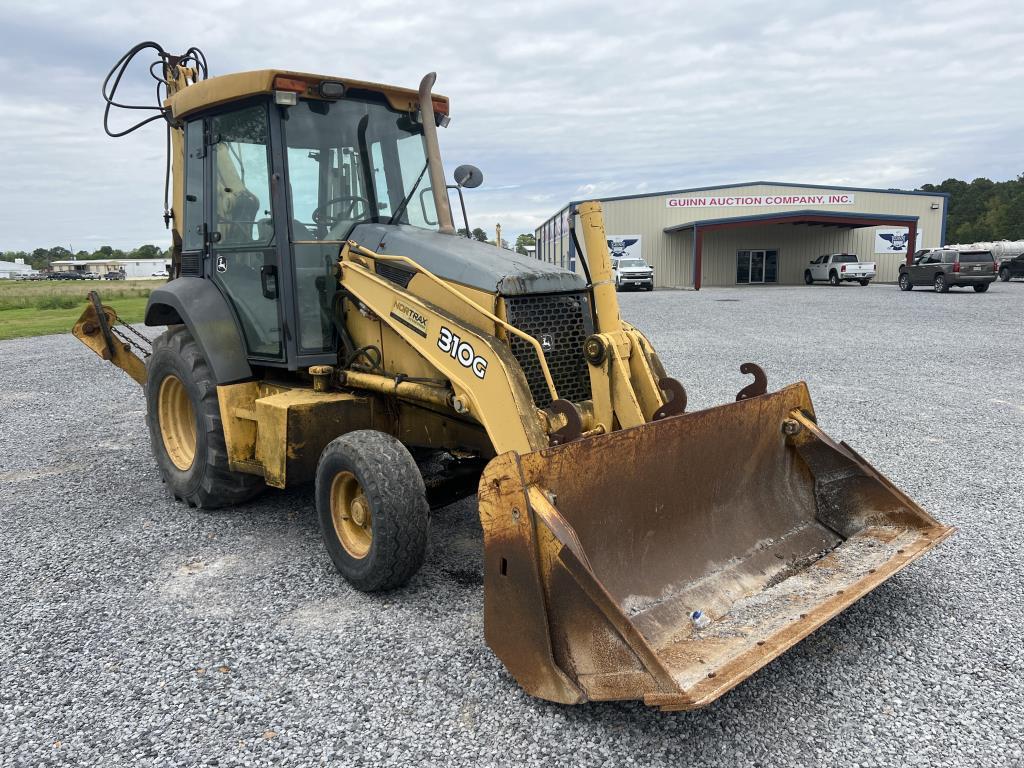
xmin=165 ymin=69 xmax=448 ymax=120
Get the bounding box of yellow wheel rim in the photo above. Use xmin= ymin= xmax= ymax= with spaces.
xmin=157 ymin=374 xmax=197 ymax=471
xmin=330 ymin=471 xmax=373 ymax=559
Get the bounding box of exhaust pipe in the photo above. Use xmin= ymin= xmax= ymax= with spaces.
xmin=418 ymin=73 xmax=456 ymax=235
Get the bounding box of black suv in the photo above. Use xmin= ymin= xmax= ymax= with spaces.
xmin=898 ymin=249 xmax=996 ymax=293
xmin=998 ymin=253 xmax=1024 ymax=281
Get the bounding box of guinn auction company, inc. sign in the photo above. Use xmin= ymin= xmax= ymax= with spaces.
xmin=665 ymin=192 xmax=855 ymax=208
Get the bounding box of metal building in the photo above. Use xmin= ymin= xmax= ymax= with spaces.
xmin=49 ymin=258 xmax=171 ymax=278
xmin=534 ymin=182 xmax=948 ymax=288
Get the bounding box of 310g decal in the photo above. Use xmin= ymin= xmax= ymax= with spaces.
xmin=438 ymin=327 xmax=488 ymax=379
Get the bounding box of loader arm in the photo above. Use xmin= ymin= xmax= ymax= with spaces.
xmin=339 ymin=242 xmax=552 ymax=455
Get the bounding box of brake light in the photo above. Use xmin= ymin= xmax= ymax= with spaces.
xmin=841 ymin=264 xmax=846 ymax=273
xmin=953 ymin=261 xmax=960 ymax=273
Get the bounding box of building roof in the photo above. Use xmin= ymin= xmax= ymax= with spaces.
xmin=663 ymin=209 xmax=921 ymax=233
xmin=573 ymin=180 xmax=950 ymax=208
xmin=50 ymin=258 xmax=168 ymax=266
xmin=0 ymin=260 xmax=31 ymax=271
xmin=537 ymin=180 xmax=950 ymax=229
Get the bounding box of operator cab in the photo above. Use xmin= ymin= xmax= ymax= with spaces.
xmin=172 ymin=72 xmax=449 ymax=369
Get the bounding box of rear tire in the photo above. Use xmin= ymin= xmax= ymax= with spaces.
xmin=858 ymin=279 xmax=870 ymax=286
xmin=803 ymin=271 xmax=813 ymax=285
xmin=973 ymin=283 xmax=990 ymax=293
xmin=898 ymin=272 xmax=913 ymax=291
xmin=934 ymin=274 xmax=949 ymax=293
xmin=315 ymin=431 xmax=429 ymax=592
xmin=146 ymin=327 xmax=264 ymax=508
xmin=829 ymin=271 xmax=840 ymax=286
xmin=999 ymin=267 xmax=1011 ymax=282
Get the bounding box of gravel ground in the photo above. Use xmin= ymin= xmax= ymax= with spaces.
xmin=1 ymin=281 xmax=1022 ymax=767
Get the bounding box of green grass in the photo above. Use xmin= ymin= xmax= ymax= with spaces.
xmin=0 ymin=279 xmax=155 ymax=311
xmin=0 ymin=285 xmax=152 ymax=341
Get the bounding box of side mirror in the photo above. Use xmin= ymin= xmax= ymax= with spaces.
xmin=453 ymin=164 xmax=483 ymax=189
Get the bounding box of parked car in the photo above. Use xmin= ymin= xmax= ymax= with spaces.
xmin=611 ymin=257 xmax=654 ymax=291
xmin=104 ymin=270 xmax=126 ymax=280
xmin=805 ymin=254 xmax=876 ymax=286
xmin=898 ymin=249 xmax=996 ymax=292
xmin=997 ymin=252 xmax=1024 ymax=281
xmin=81 ymin=271 xmax=101 ymax=280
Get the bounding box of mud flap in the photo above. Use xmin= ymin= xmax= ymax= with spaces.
xmin=477 ymin=382 xmax=953 ymax=710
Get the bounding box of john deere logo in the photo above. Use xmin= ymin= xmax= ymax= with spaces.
xmin=540 ymin=334 xmax=554 ymax=352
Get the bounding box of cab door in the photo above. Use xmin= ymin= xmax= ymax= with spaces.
xmin=207 ymin=103 xmax=286 ymax=362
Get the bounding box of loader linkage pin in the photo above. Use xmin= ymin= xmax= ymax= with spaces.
xmin=547 ymin=400 xmax=583 ymax=446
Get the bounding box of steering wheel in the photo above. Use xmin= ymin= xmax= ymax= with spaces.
xmin=311 ymin=195 xmax=372 ymax=227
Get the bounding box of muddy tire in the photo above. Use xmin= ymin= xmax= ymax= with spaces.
xmin=146 ymin=327 xmax=264 ymax=508
xmin=315 ymin=430 xmax=429 ymax=592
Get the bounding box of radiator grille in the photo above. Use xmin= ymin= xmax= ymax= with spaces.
xmin=504 ymin=292 xmax=594 ymax=408
xmin=180 ymin=252 xmax=202 ymax=276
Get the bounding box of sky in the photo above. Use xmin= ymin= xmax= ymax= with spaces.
xmin=0 ymin=0 xmax=1021 ymax=252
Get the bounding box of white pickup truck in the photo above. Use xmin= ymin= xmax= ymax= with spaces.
xmin=804 ymin=254 xmax=876 ymax=286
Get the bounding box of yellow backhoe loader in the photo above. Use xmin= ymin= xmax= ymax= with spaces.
xmin=74 ymin=43 xmax=952 ymax=710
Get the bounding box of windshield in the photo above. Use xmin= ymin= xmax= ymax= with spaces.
xmin=282 ymin=95 xmax=438 ymax=241
xmin=617 ymin=258 xmax=648 ymax=268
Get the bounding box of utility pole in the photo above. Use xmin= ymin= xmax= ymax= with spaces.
xmin=495 ymin=223 xmax=502 ymax=250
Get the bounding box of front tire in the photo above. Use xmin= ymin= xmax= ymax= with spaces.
xmin=146 ymin=327 xmax=264 ymax=508
xmin=316 ymin=431 xmax=429 ymax=592
xmin=829 ymin=271 xmax=840 ymax=286
xmin=899 ymin=272 xmax=913 ymax=291
xmin=934 ymin=274 xmax=949 ymax=293
xmin=973 ymin=283 xmax=990 ymax=293
xmin=999 ymin=267 xmax=1011 ymax=282
xmin=804 ymin=271 xmax=813 ymax=285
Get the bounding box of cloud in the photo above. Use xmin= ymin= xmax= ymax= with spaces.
xmin=0 ymin=0 xmax=1022 ymax=251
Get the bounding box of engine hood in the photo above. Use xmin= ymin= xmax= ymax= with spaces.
xmin=349 ymin=223 xmax=587 ymax=296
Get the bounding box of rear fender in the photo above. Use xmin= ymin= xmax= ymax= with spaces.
xmin=145 ymin=277 xmax=252 ymax=385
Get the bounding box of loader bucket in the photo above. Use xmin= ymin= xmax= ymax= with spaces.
xmin=477 ymin=382 xmax=952 ymax=710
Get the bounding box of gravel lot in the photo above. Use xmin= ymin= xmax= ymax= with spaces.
xmin=2 ymin=281 xmax=1022 ymax=767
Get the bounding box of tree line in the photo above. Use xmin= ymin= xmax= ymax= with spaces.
xmin=5 ymin=174 xmax=1018 ymax=266
xmin=919 ymin=174 xmax=1024 ymax=243
xmin=1 ymin=244 xmax=170 ymax=271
